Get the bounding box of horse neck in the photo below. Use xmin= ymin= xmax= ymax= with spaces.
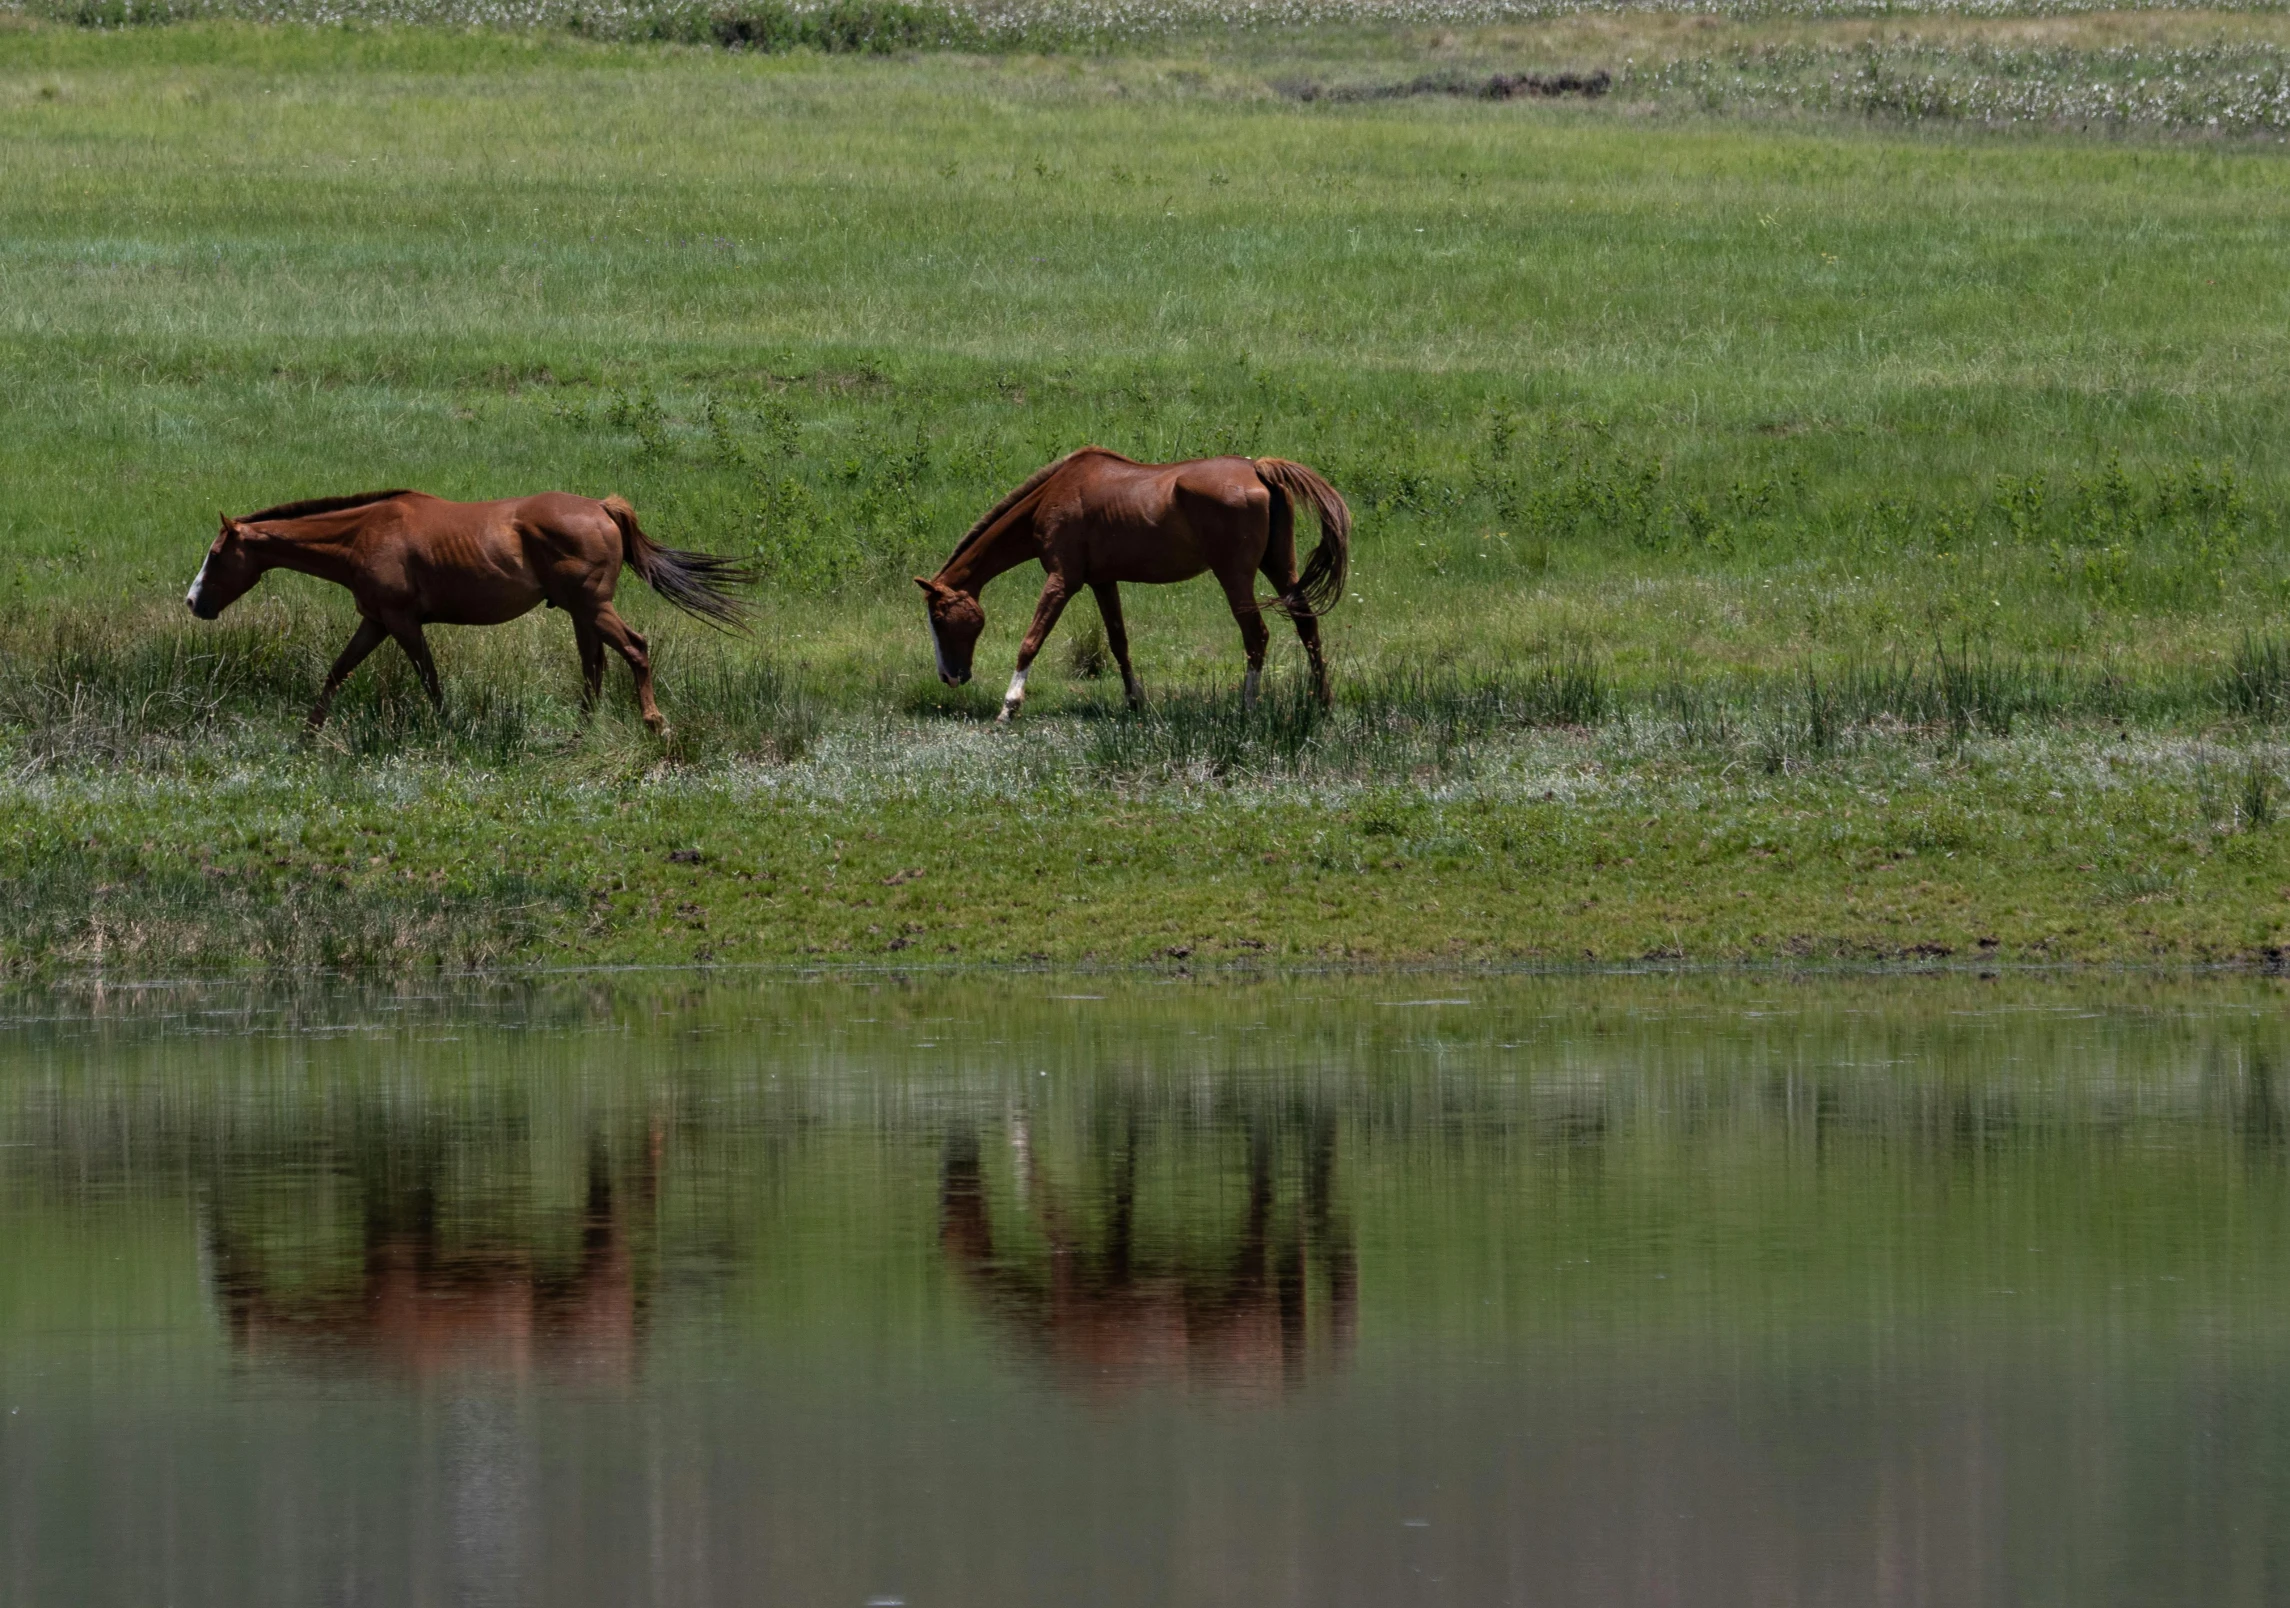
xmin=243 ymin=522 xmax=362 ymax=587
xmin=936 ymin=509 xmax=1039 ymax=597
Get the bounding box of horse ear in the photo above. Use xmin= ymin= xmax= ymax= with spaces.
xmin=913 ymin=576 xmax=934 ymax=593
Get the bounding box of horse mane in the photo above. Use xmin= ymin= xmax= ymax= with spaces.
xmin=941 ymin=448 xmax=1131 ymax=570
xmin=236 ymin=488 xmax=416 ymax=525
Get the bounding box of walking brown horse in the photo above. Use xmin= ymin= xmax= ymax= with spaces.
xmin=915 ymin=448 xmax=1352 ymax=720
xmin=185 ymin=488 xmax=752 ymax=734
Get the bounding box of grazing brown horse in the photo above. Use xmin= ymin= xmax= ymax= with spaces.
xmin=185 ymin=488 xmax=752 ymax=735
xmin=915 ymin=448 xmax=1352 ymax=720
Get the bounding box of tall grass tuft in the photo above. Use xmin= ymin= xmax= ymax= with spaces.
xmin=1342 ymin=652 xmax=1605 ymax=734
xmin=1084 ymin=675 xmax=1325 ymax=783
xmin=1063 ymin=618 xmax=1110 ymax=682
xmin=2223 ymin=634 xmax=2290 ymax=722
xmin=0 ymin=839 xmax=577 ymax=977
xmin=2245 ymin=757 xmax=2277 ymax=830
xmin=324 ymin=674 xmax=546 ymax=763
xmin=0 ymin=605 xmax=820 ymax=773
xmin=1082 ymin=652 xmax=1604 ymax=783
xmin=0 ymin=608 xmax=321 ymax=770
xmin=652 ymin=645 xmax=823 ymax=765
xmin=1823 ymin=643 xmax=2045 ymax=739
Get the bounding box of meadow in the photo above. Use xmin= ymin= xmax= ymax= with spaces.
xmin=7 ymin=7 xmax=2290 ymax=972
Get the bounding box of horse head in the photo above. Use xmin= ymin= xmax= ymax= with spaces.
xmin=186 ymin=515 xmax=264 ymax=620
xmin=914 ymin=576 xmax=984 ymax=685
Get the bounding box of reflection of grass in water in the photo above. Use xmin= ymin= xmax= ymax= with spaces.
xmin=7 ymin=971 xmax=2290 ymax=1345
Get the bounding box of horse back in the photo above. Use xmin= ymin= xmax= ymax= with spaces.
xmin=387 ymin=491 xmax=621 ymax=617
xmin=1055 ymin=450 xmax=1261 ymax=521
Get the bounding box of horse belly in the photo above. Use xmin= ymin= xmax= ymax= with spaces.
xmin=426 ymin=592 xmax=544 ymax=627
xmin=414 ymin=565 xmax=546 ymax=626
xmin=1083 ymin=512 xmax=1211 ymax=586
xmin=1113 ymin=550 xmax=1211 ymax=586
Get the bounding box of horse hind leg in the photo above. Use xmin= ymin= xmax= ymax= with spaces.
xmin=1289 ymin=610 xmax=1329 ymax=709
xmin=1257 ymin=494 xmax=1330 ymax=709
xmin=590 ymin=603 xmax=668 ymax=734
xmin=572 ymin=616 xmax=606 ymax=715
xmin=1215 ymin=566 xmax=1272 ymax=711
xmin=1192 ymin=479 xmax=1275 ymax=710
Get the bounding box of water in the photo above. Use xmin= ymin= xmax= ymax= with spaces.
xmin=2 ymin=973 xmax=2287 ymax=1606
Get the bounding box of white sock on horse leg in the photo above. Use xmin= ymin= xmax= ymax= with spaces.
xmin=1003 ymin=667 xmax=1029 ymax=710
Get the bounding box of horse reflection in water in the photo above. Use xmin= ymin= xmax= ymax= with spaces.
xmin=209 ymin=1133 xmax=657 ymax=1383
xmin=941 ymin=1103 xmax=1357 ymax=1398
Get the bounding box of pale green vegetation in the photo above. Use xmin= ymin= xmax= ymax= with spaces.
xmin=5 ymin=14 xmax=2290 ymax=971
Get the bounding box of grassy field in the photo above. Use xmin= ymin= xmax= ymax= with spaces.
xmin=8 ymin=10 xmax=2290 ymax=972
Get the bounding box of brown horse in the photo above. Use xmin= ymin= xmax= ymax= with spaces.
xmin=185 ymin=488 xmax=752 ymax=735
xmin=915 ymin=448 xmax=1352 ymax=720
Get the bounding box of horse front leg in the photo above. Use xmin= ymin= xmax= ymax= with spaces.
xmin=1000 ymin=576 xmax=1073 ymax=724
xmin=1090 ymin=580 xmax=1143 ymax=711
xmin=1259 ymin=535 xmax=1331 ymax=710
xmin=1290 ymin=608 xmax=1331 ymax=710
xmin=307 ymin=617 xmax=388 ymax=733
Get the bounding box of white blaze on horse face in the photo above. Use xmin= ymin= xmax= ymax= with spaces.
xmin=184 ymin=556 xmax=211 ymax=613
xmin=928 ymin=614 xmax=953 ymax=683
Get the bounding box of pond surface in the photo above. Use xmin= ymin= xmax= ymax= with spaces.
xmin=2 ymin=972 xmax=2287 ymax=1607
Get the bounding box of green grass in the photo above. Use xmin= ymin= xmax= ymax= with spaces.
xmin=9 ymin=15 xmax=2290 ymax=972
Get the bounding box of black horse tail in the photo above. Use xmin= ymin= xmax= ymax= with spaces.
xmin=602 ymin=495 xmax=756 ymax=632
xmin=1253 ymin=458 xmax=1352 ymax=618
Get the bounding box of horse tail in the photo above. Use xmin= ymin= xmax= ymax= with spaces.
xmin=601 ymin=495 xmax=756 ymax=632
xmin=1253 ymin=458 xmax=1352 ymax=617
